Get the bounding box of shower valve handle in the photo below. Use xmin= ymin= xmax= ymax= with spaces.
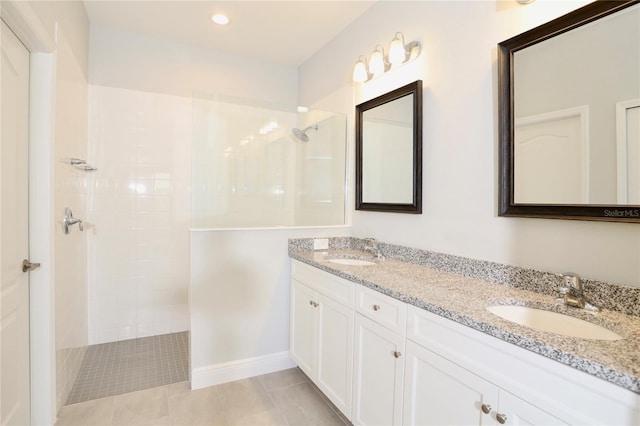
xmin=63 ymin=207 xmax=84 ymax=234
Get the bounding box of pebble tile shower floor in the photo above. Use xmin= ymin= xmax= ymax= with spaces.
xmin=66 ymin=331 xmax=189 ymax=404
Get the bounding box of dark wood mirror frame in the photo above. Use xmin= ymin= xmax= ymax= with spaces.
xmin=356 ymin=80 xmax=423 ymax=214
xmin=498 ymin=0 xmax=640 ymax=223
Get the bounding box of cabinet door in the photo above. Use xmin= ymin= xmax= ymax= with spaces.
xmin=290 ymin=279 xmax=317 ymax=377
xmin=316 ymin=292 xmax=354 ymax=418
xmin=403 ymin=340 xmax=498 ymax=426
xmin=496 ymin=390 xmax=568 ymax=426
xmin=353 ymin=314 xmax=405 ymax=426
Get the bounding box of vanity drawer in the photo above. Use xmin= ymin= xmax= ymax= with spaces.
xmin=291 ymin=259 xmax=355 ymax=307
xmin=355 ymin=285 xmax=407 ymax=334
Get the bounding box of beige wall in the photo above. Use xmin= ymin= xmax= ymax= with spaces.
xmin=298 ymin=0 xmax=640 ymax=288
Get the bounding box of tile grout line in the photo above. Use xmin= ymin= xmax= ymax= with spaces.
xmin=66 ymin=331 xmax=189 ymax=405
xmin=259 ymin=373 xmax=292 ymax=426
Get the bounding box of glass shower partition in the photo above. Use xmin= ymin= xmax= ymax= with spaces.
xmin=191 ymin=93 xmax=346 ymax=228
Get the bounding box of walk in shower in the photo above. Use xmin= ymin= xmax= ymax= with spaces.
xmin=70 ymin=89 xmax=348 ymax=405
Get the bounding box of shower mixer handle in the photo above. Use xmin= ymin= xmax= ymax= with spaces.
xmin=63 ymin=207 xmax=84 ymax=234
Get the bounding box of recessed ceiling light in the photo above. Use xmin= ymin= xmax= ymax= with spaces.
xmin=211 ymin=14 xmax=229 ymax=25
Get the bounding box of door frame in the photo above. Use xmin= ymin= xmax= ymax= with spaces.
xmin=1 ymin=1 xmax=56 ymax=424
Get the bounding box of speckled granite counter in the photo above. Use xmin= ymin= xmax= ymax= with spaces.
xmin=289 ymin=238 xmax=640 ymax=394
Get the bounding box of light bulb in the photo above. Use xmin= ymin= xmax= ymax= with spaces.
xmin=353 ymin=58 xmax=369 ymax=83
xmin=389 ymin=33 xmax=407 ymax=64
xmin=369 ymin=49 xmax=384 ymax=75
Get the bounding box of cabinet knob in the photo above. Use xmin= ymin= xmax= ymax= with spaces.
xmin=373 ymin=304 xmax=381 ymax=311
xmin=496 ymin=413 xmax=507 ymax=424
xmin=393 ymin=351 xmax=402 ymax=358
xmin=481 ymin=404 xmax=491 ymax=414
xmin=309 ymin=300 xmax=313 ymax=306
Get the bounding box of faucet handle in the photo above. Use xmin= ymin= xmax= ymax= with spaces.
xmin=559 ymin=272 xmax=582 ymax=290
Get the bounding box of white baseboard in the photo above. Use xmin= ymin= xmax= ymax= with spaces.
xmin=190 ymin=351 xmax=296 ymax=390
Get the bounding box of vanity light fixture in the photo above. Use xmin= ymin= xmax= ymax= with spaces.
xmin=516 ymin=0 xmax=535 ymax=4
xmin=353 ymin=32 xmax=421 ymax=83
xmin=352 ymin=55 xmax=372 ymax=83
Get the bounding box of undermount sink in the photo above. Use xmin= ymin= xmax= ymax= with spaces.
xmin=486 ymin=305 xmax=623 ymax=341
xmin=327 ymin=258 xmax=377 ymax=266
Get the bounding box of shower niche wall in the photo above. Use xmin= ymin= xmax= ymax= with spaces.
xmin=191 ymin=94 xmax=347 ymax=228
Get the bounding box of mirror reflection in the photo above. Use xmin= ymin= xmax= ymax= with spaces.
xmin=362 ymin=93 xmax=414 ymax=204
xmin=356 ymin=80 xmax=422 ymax=213
xmin=513 ymin=3 xmax=640 ymax=205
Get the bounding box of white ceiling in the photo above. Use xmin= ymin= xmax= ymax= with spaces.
xmin=83 ymin=1 xmax=376 ymax=67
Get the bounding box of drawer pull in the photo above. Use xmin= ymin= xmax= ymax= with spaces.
xmin=496 ymin=413 xmax=507 ymax=424
xmin=481 ymin=404 xmax=491 ymax=414
xmin=373 ymin=304 xmax=381 ymax=311
xmin=393 ymin=351 xmax=402 ymax=358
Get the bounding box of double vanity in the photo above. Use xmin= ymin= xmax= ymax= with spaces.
xmin=288 ymin=237 xmax=640 ymax=425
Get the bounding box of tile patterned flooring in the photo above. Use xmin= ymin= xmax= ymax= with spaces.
xmin=56 ymin=368 xmax=351 ymax=426
xmin=67 ymin=332 xmax=189 ymax=404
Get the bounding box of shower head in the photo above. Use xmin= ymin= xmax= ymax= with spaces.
xmin=291 ymin=124 xmax=318 ymax=142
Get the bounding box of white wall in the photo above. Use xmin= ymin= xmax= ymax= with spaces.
xmin=298 ymin=0 xmax=640 ymax=288
xmin=87 ymin=25 xmax=300 ymax=344
xmin=30 ymin=0 xmax=91 ymax=412
xmin=89 ymin=24 xmax=298 ymax=103
xmin=190 ymin=227 xmax=350 ymax=389
xmin=30 ymin=0 xmax=89 ymax=78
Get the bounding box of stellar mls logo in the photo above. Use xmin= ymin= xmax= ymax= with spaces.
xmin=603 ymin=209 xmax=640 ymax=218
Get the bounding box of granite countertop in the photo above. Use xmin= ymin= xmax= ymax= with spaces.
xmin=289 ymin=248 xmax=640 ymax=394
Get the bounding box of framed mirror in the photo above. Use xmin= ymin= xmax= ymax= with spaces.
xmin=498 ymin=0 xmax=640 ymax=222
xmin=356 ymin=80 xmax=423 ymax=213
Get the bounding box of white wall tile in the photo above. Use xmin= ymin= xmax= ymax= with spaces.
xmin=88 ymin=86 xmax=191 ymax=344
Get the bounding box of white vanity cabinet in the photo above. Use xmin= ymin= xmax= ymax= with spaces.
xmin=403 ymin=339 xmax=498 ymax=425
xmin=405 ymin=305 xmax=640 ymax=425
xmin=290 ymin=260 xmax=355 ymax=418
xmin=352 ymin=286 xmax=407 ymax=426
xmin=290 ymin=258 xmax=640 ymax=426
xmin=403 ymin=340 xmax=567 ymax=425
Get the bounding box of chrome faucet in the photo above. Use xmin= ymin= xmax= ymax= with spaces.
xmin=556 ymin=273 xmax=599 ymax=312
xmin=363 ymin=238 xmax=384 ymax=259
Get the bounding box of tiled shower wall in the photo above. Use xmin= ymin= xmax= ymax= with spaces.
xmin=87 ymin=85 xmax=191 ymax=344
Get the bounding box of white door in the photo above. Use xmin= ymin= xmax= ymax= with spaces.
xmin=315 ymin=292 xmax=354 ymax=418
xmin=1 ymin=19 xmax=32 ymax=426
xmin=352 ymin=314 xmax=404 ymax=426
xmin=402 ymin=340 xmax=498 ymax=426
xmin=514 ymin=107 xmax=588 ymax=204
